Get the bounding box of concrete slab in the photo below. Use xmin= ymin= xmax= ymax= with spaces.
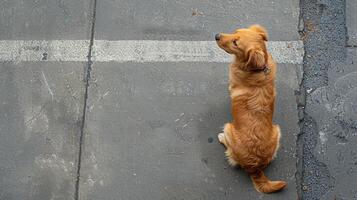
xmin=347 ymin=0 xmax=357 ymax=45
xmin=298 ymin=1 xmax=348 ymax=199
xmin=306 ymin=48 xmax=357 ymax=199
xmin=79 ymin=62 xmax=300 ymax=199
xmin=0 ymin=62 xmax=85 ymax=200
xmin=94 ymin=0 xmax=300 ymax=41
xmin=0 ymin=1 xmax=92 ymax=199
xmin=0 ymin=0 xmax=92 ymax=39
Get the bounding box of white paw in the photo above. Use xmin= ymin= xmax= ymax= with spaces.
xmin=218 ymin=133 xmax=225 ymax=143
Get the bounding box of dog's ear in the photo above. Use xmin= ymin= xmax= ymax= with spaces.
xmin=249 ymin=25 xmax=268 ymax=41
xmin=246 ymin=48 xmax=266 ymax=69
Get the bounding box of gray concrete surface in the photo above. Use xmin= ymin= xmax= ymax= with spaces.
xmin=95 ymin=0 xmax=300 ymax=41
xmin=3 ymin=0 xmax=356 ymax=200
xmin=79 ymin=62 xmax=300 ymax=200
xmin=347 ymin=0 xmax=357 ymax=46
xmin=0 ymin=1 xmax=91 ymax=199
xmin=307 ymin=48 xmax=357 ymax=199
xmin=76 ymin=0 xmax=303 ymax=199
xmin=0 ymin=62 xmax=85 ymax=200
xmin=298 ymin=0 xmax=357 ymax=199
xmin=0 ymin=0 xmax=92 ymax=39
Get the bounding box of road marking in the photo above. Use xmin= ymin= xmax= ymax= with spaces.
xmin=0 ymin=40 xmax=89 ymax=62
xmin=0 ymin=40 xmax=304 ymax=64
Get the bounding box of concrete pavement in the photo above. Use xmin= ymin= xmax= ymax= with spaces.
xmin=298 ymin=0 xmax=357 ymax=199
xmin=307 ymin=48 xmax=357 ymax=199
xmin=81 ymin=0 xmax=302 ymax=199
xmin=79 ymin=62 xmax=301 ymax=200
xmin=1 ymin=0 xmax=355 ymax=200
xmin=0 ymin=0 xmax=92 ymax=199
xmin=0 ymin=62 xmax=85 ymax=199
xmin=347 ymin=0 xmax=357 ymax=46
xmin=94 ymin=0 xmax=300 ymax=41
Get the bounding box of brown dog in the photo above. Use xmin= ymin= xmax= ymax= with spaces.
xmin=215 ymin=25 xmax=286 ymax=193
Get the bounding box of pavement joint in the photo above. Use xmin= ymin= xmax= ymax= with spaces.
xmin=74 ymin=0 xmax=98 ymax=199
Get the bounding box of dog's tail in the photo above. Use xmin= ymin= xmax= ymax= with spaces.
xmin=249 ymin=169 xmax=286 ymax=193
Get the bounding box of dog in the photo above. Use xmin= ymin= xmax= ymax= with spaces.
xmin=215 ymin=25 xmax=286 ymax=193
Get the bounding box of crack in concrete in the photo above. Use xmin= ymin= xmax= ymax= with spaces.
xmin=74 ymin=0 xmax=98 ymax=199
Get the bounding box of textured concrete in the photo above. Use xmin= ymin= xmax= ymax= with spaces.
xmin=0 ymin=0 xmax=356 ymax=199
xmin=347 ymin=0 xmax=357 ymax=45
xmin=0 ymin=1 xmax=91 ymax=199
xmin=0 ymin=0 xmax=92 ymax=39
xmin=305 ymin=48 xmax=357 ymax=199
xmin=79 ymin=62 xmax=301 ymax=200
xmin=82 ymin=1 xmax=302 ymax=199
xmin=298 ymin=0 xmax=354 ymax=199
xmin=94 ymin=0 xmax=300 ymax=41
xmin=0 ymin=0 xmax=320 ymax=199
xmin=0 ymin=62 xmax=85 ymax=200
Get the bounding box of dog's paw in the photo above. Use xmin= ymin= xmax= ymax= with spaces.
xmin=218 ymin=133 xmax=226 ymax=143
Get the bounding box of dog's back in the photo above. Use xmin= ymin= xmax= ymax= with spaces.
xmin=216 ymin=25 xmax=286 ymax=193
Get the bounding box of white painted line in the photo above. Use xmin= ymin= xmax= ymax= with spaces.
xmin=0 ymin=40 xmax=304 ymax=64
xmin=0 ymin=40 xmax=89 ymax=62
xmin=93 ymin=40 xmax=304 ymax=64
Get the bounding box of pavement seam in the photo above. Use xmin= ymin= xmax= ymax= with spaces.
xmin=296 ymin=1 xmax=306 ymax=198
xmin=74 ymin=0 xmax=97 ymax=199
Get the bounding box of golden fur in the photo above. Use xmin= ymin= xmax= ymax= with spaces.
xmin=216 ymin=25 xmax=286 ymax=193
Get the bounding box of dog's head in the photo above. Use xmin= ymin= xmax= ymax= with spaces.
xmin=215 ymin=25 xmax=268 ymax=71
